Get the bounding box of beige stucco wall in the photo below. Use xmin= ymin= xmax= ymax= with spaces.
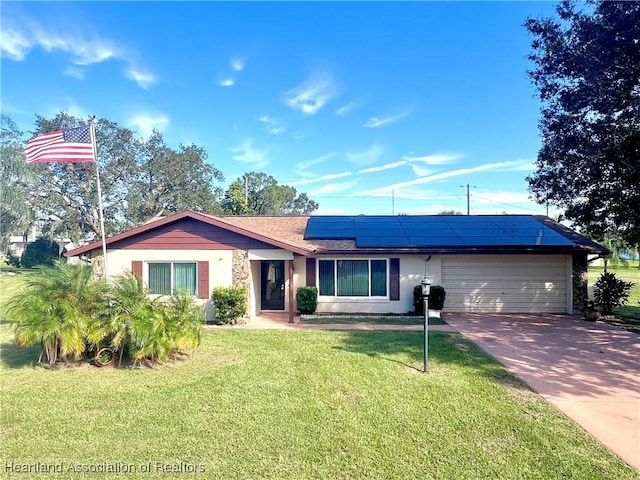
xmin=87 ymin=248 xmax=573 ymax=317
xmin=104 ymin=248 xmax=235 ymax=321
xmin=301 ymin=254 xmax=441 ymax=315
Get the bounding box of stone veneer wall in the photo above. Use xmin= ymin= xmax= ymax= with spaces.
xmin=90 ymin=254 xmax=104 ymax=282
xmin=232 ymin=250 xmax=251 ymax=313
xmin=572 ymin=253 xmax=588 ymax=313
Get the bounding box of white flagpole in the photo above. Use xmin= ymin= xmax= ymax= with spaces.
xmin=89 ymin=118 xmax=108 ymax=279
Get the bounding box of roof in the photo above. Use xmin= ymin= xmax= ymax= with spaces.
xmin=65 ymin=211 xmax=608 ymax=257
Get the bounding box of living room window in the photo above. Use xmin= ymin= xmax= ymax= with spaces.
xmin=148 ymin=262 xmax=197 ymax=295
xmin=318 ymin=259 xmax=388 ymax=297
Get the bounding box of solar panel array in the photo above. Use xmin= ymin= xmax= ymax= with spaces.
xmin=304 ymin=215 xmax=574 ymax=248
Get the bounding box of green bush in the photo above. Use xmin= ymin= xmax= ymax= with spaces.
xmin=211 ymin=286 xmax=248 ymax=325
xmin=593 ymin=271 xmax=635 ymax=316
xmin=414 ymin=284 xmax=446 ymax=315
xmin=430 ymin=285 xmax=446 ymax=310
xmin=21 ymin=238 xmax=62 ymax=268
xmin=5 ymin=251 xmax=21 ymax=268
xmin=296 ymin=286 xmax=318 ymax=314
xmin=413 ymin=285 xmax=424 ymax=315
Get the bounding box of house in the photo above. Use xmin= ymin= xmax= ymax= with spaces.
xmin=65 ymin=211 xmax=608 ymax=321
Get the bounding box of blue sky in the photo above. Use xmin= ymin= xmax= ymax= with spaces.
xmin=1 ymin=1 xmax=561 ymax=216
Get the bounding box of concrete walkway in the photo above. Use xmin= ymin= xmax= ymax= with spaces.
xmin=445 ymin=313 xmax=640 ymax=472
xmin=218 ymin=311 xmax=639 ymax=471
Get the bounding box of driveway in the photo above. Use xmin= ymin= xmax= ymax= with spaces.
xmin=445 ymin=313 xmax=640 ymax=472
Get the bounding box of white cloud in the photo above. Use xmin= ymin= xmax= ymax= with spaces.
xmin=256 ymin=115 xmax=285 ymax=135
xmin=358 ymin=152 xmax=464 ymax=175
xmin=364 ymin=107 xmax=411 ymax=128
xmin=219 ymin=78 xmax=235 ymax=87
xmin=284 ymin=74 xmax=335 ymax=115
xmin=358 ymin=160 xmax=407 ymax=174
xmin=126 ymin=68 xmax=157 ymax=89
xmin=307 ymin=181 xmax=357 ymax=196
xmin=230 ymin=141 xmax=269 ymax=168
xmin=335 ymin=101 xmax=359 ymax=117
xmin=354 ymin=159 xmax=531 ymax=197
xmin=403 ymin=153 xmax=463 ymax=165
xmin=345 ymin=143 xmax=385 ymax=166
xmin=1 ymin=16 xmax=158 ymax=89
xmin=295 ymin=152 xmax=340 ymax=171
xmin=129 ymin=113 xmax=170 ymax=138
xmin=231 ymin=57 xmax=245 ymax=71
xmin=289 ymin=172 xmax=352 ymax=186
xmin=64 ymin=66 xmax=85 ymax=80
xmin=1 ymin=25 xmax=32 ymax=61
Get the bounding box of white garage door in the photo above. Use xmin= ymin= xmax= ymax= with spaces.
xmin=441 ymin=255 xmax=569 ymax=313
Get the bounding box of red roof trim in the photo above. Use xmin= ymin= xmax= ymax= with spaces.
xmin=65 ymin=211 xmax=314 ymax=257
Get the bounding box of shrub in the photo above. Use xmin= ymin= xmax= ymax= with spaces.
xmin=5 ymin=250 xmax=21 ymax=268
xmin=21 ymin=238 xmax=62 ymax=268
xmin=211 ymin=286 xmax=247 ymax=325
xmin=8 ymin=262 xmax=109 ymax=365
xmin=296 ymin=286 xmax=318 ymax=314
xmin=430 ymin=285 xmax=446 ymax=310
xmin=593 ymin=271 xmax=635 ymax=316
xmin=413 ymin=285 xmax=424 ymax=315
xmin=414 ymin=284 xmax=446 ymax=315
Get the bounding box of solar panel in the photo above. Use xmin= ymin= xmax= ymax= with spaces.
xmin=306 ymin=215 xmax=576 ymax=248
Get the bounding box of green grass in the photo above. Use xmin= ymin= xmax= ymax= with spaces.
xmin=301 ymin=315 xmax=447 ymax=326
xmin=1 ymin=326 xmax=637 ymax=478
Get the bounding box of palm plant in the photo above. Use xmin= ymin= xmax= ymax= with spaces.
xmin=87 ymin=272 xmax=147 ymax=366
xmin=8 ymin=262 xmax=109 ymax=365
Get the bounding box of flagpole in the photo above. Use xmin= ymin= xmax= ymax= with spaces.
xmin=89 ymin=118 xmax=108 ymax=279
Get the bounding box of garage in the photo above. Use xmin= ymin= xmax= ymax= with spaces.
xmin=441 ymin=254 xmax=570 ymax=313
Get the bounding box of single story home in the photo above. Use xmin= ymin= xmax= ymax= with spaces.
xmin=65 ymin=211 xmax=608 ymax=321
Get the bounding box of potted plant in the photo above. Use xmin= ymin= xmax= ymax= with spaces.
xmin=94 ymin=347 xmax=116 ymax=367
xmin=583 ymin=300 xmax=600 ymax=322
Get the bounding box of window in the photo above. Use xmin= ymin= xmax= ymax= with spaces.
xmin=318 ymin=259 xmax=388 ymax=297
xmin=148 ymin=262 xmax=197 ymax=295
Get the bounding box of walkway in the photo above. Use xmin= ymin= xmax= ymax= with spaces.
xmin=445 ymin=313 xmax=640 ymax=472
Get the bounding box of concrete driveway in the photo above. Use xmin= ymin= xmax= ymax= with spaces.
xmin=445 ymin=313 xmax=640 ymax=472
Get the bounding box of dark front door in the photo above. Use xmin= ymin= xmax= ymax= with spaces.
xmin=261 ymin=261 xmax=285 ymax=310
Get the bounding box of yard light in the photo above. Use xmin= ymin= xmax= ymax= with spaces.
xmin=420 ymin=275 xmax=431 ymax=373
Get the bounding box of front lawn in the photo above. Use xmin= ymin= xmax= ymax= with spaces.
xmin=1 ymin=324 xmax=636 ymax=479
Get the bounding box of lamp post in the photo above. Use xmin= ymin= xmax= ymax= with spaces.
xmin=420 ymin=274 xmax=431 ymax=373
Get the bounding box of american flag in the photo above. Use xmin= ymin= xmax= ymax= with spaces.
xmin=24 ymin=125 xmax=95 ymax=164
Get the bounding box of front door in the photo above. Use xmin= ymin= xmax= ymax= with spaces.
xmin=261 ymin=260 xmax=285 ymax=310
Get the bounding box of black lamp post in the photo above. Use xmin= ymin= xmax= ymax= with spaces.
xmin=420 ymin=274 xmax=431 ymax=373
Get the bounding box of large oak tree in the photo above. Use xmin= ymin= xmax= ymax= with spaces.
xmin=525 ymin=0 xmax=640 ymax=246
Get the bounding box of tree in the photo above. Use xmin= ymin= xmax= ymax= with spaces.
xmin=524 ymin=1 xmax=640 ymax=246
xmin=22 ymin=112 xmax=225 ymax=244
xmin=29 ymin=112 xmax=140 ymax=245
xmin=437 ymin=210 xmax=463 ymax=215
xmin=126 ymin=131 xmax=225 ymax=225
xmin=0 ymin=115 xmax=36 ymax=250
xmin=223 ymin=172 xmax=318 ymax=215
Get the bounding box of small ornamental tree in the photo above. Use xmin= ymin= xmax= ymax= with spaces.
xmin=296 ymin=286 xmax=318 ymax=314
xmin=212 ymin=286 xmax=248 ymax=325
xmin=21 ymin=237 xmax=62 ymax=268
xmin=593 ymin=272 xmax=635 ymax=316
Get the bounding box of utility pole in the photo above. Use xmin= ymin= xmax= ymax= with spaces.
xmin=460 ymin=184 xmax=476 ymax=215
xmin=392 ymin=189 xmax=395 ymax=215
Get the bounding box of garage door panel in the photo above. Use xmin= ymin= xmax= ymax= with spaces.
xmin=441 ymin=255 xmax=568 ymax=313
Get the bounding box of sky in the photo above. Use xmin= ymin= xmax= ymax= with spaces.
xmin=1 ymin=1 xmax=562 ymax=217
